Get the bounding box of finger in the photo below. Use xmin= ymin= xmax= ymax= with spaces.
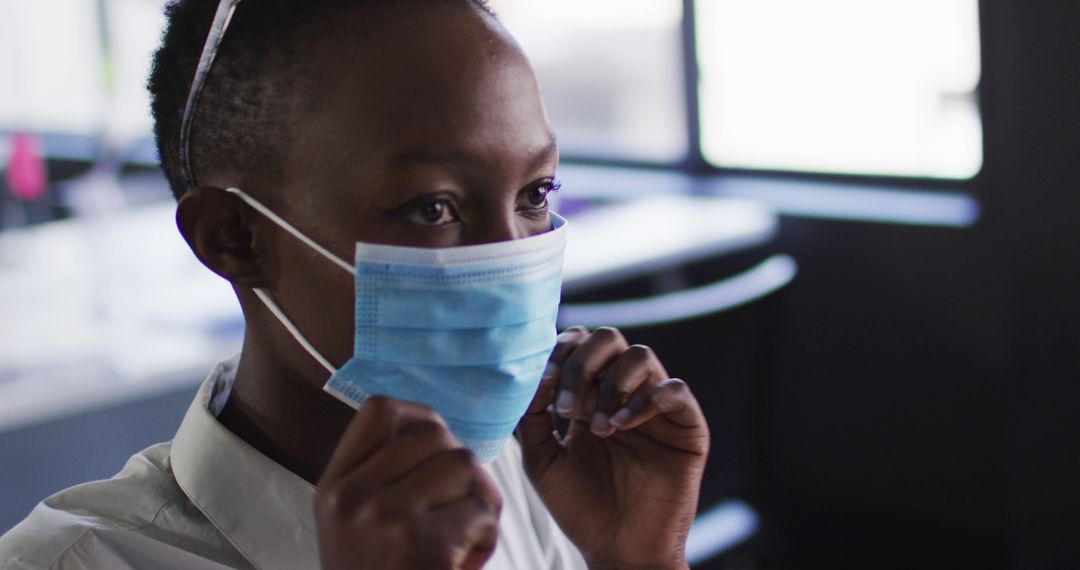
xmin=608 ymin=378 xmax=704 ymax=438
xmin=550 ymin=326 xmax=590 ymax=367
xmin=526 ymin=329 xmax=586 ymax=417
xmin=381 ymin=448 xmax=502 ymax=514
xmin=325 ymin=417 xmax=463 ymax=510
xmin=518 ymin=327 xmax=589 ymax=469
xmin=518 ymin=371 xmax=564 ymax=471
xmin=532 ymin=326 xmax=590 ymax=413
xmin=556 ymin=326 xmax=629 ymax=420
xmin=588 ymin=344 xmax=661 ymax=437
xmin=319 ymin=396 xmax=448 ymax=486
xmin=368 ymin=418 xmax=463 ymax=485
xmin=518 ymin=330 xmax=587 ymax=462
xmin=422 ymin=495 xmax=501 ymax=570
xmin=518 ymin=326 xmax=596 ymax=477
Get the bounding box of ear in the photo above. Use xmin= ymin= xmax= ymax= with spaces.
xmin=176 ymin=186 xmax=268 ymax=288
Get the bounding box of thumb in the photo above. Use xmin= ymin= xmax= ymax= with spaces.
xmin=517 ymin=362 xmax=562 ymax=474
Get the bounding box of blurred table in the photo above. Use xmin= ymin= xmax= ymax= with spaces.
xmin=0 ymin=194 xmax=776 ymax=431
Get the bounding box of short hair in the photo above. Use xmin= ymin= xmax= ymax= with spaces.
xmin=148 ymin=0 xmax=494 ymax=201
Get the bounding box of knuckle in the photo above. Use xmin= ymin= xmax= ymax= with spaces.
xmin=417 ymin=416 xmax=448 ymax=432
xmin=447 ymin=447 xmax=481 ymax=470
xmin=649 ymin=386 xmax=668 ymax=404
xmin=360 ymin=394 xmax=392 ymax=415
xmin=651 ymin=378 xmax=691 ymax=406
xmin=626 ymin=343 xmax=656 ymax=362
xmin=365 ymin=396 xmax=418 ymax=424
xmin=369 ymin=396 xmax=441 ymax=425
xmin=314 ymin=485 xmax=352 ymax=519
xmin=555 ymin=327 xmax=589 ymax=346
xmin=665 ymin=377 xmax=690 ymax=393
xmin=398 ymin=417 xmax=451 ymax=440
xmin=410 ymin=401 xmax=439 ymax=419
xmin=592 ymin=326 xmax=625 ymax=343
xmin=418 ymin=410 xmax=449 ymax=430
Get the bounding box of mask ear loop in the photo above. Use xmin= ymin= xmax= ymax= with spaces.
xmin=253 ymin=288 xmax=337 ymax=374
xmin=224 ymin=187 xmax=353 ymax=272
xmin=223 ymin=187 xmax=353 ymax=376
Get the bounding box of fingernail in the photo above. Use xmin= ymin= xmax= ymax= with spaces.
xmin=542 ymin=362 xmax=558 ymax=381
xmin=590 ymin=413 xmax=610 ymax=435
xmin=609 ymin=408 xmax=630 ymax=427
xmin=555 ymin=390 xmax=576 ymax=415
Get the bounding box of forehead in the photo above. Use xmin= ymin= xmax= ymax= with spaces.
xmin=280 ymin=3 xmax=553 ymax=182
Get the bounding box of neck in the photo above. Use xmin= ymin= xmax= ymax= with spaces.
xmin=218 ymin=336 xmax=356 ymax=484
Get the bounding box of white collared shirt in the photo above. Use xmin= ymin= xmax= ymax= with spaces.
xmin=0 ymin=358 xmax=587 ymax=569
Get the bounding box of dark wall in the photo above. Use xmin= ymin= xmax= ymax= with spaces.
xmin=751 ymin=0 xmax=1080 ymax=568
xmin=982 ymin=0 xmax=1080 ymax=568
xmin=582 ymin=1 xmax=1080 ymax=568
xmin=757 ymin=217 xmax=1010 ymax=569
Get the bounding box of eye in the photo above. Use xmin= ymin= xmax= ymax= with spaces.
xmin=518 ymin=180 xmax=561 ymax=211
xmin=402 ymin=197 xmax=460 ymax=226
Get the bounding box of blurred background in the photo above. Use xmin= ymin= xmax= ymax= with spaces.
xmin=1 ymin=1 xmax=1078 ymax=568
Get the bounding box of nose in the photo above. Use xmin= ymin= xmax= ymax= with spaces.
xmin=465 ymin=214 xmax=527 ymax=245
xmin=463 ymin=201 xmax=529 ymax=245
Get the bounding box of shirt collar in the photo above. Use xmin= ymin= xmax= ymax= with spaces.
xmin=171 ymin=356 xmax=320 ymax=570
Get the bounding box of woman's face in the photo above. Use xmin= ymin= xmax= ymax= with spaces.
xmin=236 ymin=2 xmax=558 ymax=377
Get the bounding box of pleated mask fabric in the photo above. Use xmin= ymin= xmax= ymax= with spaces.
xmin=224 ymin=187 xmax=567 ymax=462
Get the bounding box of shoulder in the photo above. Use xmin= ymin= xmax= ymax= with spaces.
xmin=0 ymin=443 xmax=186 ymax=570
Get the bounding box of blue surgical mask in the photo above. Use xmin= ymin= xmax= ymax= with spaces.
xmin=224 ymin=187 xmax=568 ymax=462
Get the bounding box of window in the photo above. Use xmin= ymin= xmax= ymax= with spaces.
xmin=0 ymin=0 xmax=165 ymax=140
xmin=104 ymin=0 xmax=170 ymax=140
xmin=695 ymin=0 xmax=983 ymax=180
xmin=489 ymin=0 xmax=687 ymax=163
xmin=0 ymin=0 xmax=105 ymax=135
xmin=0 ymin=1 xmax=984 ymax=182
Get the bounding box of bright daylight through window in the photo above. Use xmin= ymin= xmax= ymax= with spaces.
xmin=490 ymin=0 xmax=687 ymax=163
xmin=696 ymin=0 xmax=983 ymax=180
xmin=0 ymin=1 xmax=983 ymax=182
xmin=0 ymin=0 xmax=166 ymax=141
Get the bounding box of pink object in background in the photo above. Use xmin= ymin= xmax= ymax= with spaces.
xmin=5 ymin=133 xmax=48 ymax=201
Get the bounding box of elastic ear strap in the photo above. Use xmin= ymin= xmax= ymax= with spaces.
xmin=254 ymin=288 xmax=337 ymax=375
xmin=225 ymin=187 xmax=354 ymax=274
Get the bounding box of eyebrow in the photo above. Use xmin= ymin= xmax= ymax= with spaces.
xmin=386 ymin=137 xmax=559 ymax=170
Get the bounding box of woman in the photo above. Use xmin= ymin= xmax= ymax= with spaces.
xmin=0 ymin=1 xmax=709 ymax=568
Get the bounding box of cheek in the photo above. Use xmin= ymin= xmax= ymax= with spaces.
xmin=521 ymin=212 xmax=555 ymax=238
xmin=273 ymin=239 xmax=356 ymax=369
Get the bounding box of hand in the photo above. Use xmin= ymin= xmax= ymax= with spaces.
xmin=315 ymin=396 xmax=502 ymax=570
xmin=518 ymin=326 xmax=709 ymax=570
